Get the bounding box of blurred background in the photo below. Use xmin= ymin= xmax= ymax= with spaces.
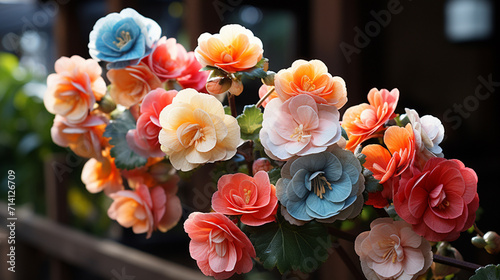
xmin=0 ymin=0 xmax=499 ymax=279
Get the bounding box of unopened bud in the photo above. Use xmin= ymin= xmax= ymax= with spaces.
xmin=206 ymin=76 xmax=231 ymax=94
xmin=229 ymin=79 xmax=244 ymax=96
xmin=262 ymin=71 xmax=275 ymax=86
xmin=484 ymin=231 xmax=500 ymax=254
xmin=252 ymin=158 xmax=272 ymax=175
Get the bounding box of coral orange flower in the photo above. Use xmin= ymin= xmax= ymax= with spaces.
xmin=51 ymin=114 xmax=108 ymax=159
xmin=361 ymin=124 xmax=416 ymax=184
xmin=394 ymin=157 xmax=479 ymax=242
xmin=274 ymin=59 xmax=347 ymax=109
xmin=158 ymin=89 xmax=241 ymax=171
xmin=144 ymin=36 xmax=190 ymax=82
xmin=355 ymin=218 xmax=432 ymax=280
xmin=184 ymin=212 xmax=256 ymax=279
xmin=44 ymin=55 xmax=106 ymax=124
xmin=212 ymin=171 xmax=278 ymax=226
xmin=195 ymin=24 xmax=263 ymax=73
xmin=107 ymin=62 xmax=162 ymax=108
xmin=81 ymin=148 xmax=123 ymax=195
xmin=342 ymin=88 xmax=399 ymax=151
xmin=126 ymin=88 xmax=178 ymax=158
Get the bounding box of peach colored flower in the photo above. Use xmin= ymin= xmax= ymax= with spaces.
xmin=44 ymin=55 xmax=106 ymax=124
xmin=258 ymin=84 xmax=277 ymax=108
xmin=51 ymin=114 xmax=108 ymax=159
xmin=195 ymin=24 xmax=263 ymax=73
xmin=107 ymin=62 xmax=162 ymax=108
xmin=144 ymin=36 xmax=190 ymax=82
xmin=212 ymin=171 xmax=278 ymax=226
xmin=393 ymin=157 xmax=479 ymax=242
xmin=355 ymin=218 xmax=432 ymax=280
xmin=108 ymin=183 xmax=181 ymax=238
xmin=342 ymin=88 xmax=399 ymax=151
xmin=126 ymin=88 xmax=178 ymax=157
xmin=158 ymin=89 xmax=241 ymax=171
xmin=361 ymin=124 xmax=416 ymax=184
xmin=184 ymin=212 xmax=256 ymax=279
xmin=260 ymin=94 xmax=342 ymax=161
xmin=81 ymin=148 xmax=123 ymax=195
xmin=274 ymin=59 xmax=347 ymax=109
xmin=177 ymin=52 xmax=210 ymax=92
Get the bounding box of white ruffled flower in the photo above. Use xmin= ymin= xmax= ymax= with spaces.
xmin=404 ymin=108 xmax=445 ymax=156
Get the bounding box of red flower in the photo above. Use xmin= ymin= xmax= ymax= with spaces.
xmin=177 ymin=52 xmax=209 ymax=93
xmin=393 ymin=157 xmax=479 ymax=241
xmin=144 ymin=37 xmax=190 ymax=82
xmin=212 ymin=171 xmax=278 ymax=226
xmin=184 ymin=212 xmax=255 ymax=279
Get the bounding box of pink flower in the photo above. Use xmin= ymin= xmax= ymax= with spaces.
xmin=108 ymin=183 xmax=181 ymax=238
xmin=355 ymin=218 xmax=432 ymax=280
xmin=260 ymin=94 xmax=341 ymax=161
xmin=51 ymin=114 xmax=108 ymax=160
xmin=257 ymin=84 xmax=278 ymax=108
xmin=126 ymin=89 xmax=178 ymax=157
xmin=177 ymin=52 xmax=209 ymax=93
xmin=44 ymin=55 xmax=106 ymax=124
xmin=144 ymin=37 xmax=190 ymax=82
xmin=393 ymin=157 xmax=479 ymax=242
xmin=184 ymin=212 xmax=256 ymax=279
xmin=81 ymin=148 xmax=123 ymax=195
xmin=212 ymin=171 xmax=278 ymax=226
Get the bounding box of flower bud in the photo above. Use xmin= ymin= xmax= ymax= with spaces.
xmin=262 ymin=71 xmax=275 ymax=86
xmin=431 ymin=242 xmax=463 ymax=277
xmin=229 ymin=79 xmax=244 ymax=96
xmin=484 ymin=231 xmax=500 ymax=254
xmin=252 ymin=158 xmax=272 ymax=175
xmin=206 ymin=76 xmax=231 ymax=94
xmin=97 ymin=93 xmax=116 ymax=114
xmin=471 ymin=235 xmax=487 ymax=248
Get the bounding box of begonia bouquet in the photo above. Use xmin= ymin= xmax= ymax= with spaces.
xmin=43 ymin=8 xmax=500 ymax=280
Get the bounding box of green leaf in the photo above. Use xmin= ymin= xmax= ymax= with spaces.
xmin=470 ymin=264 xmax=500 ymax=280
xmin=249 ymin=214 xmax=332 ymax=274
xmin=103 ymin=110 xmax=148 ymax=170
xmin=357 ymin=153 xmax=366 ymax=166
xmin=341 ymin=126 xmax=349 ymax=141
xmin=267 ymin=168 xmax=281 ymax=185
xmin=199 ymin=65 xmax=220 ymax=72
xmin=237 ymin=105 xmax=263 ymax=141
xmin=363 ymin=169 xmax=383 ymax=193
xmin=237 ymin=67 xmax=268 ymax=80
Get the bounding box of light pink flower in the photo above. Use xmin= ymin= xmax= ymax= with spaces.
xmin=258 ymin=84 xmax=278 ymax=108
xmin=184 ymin=212 xmax=255 ymax=279
xmin=355 ymin=218 xmax=433 ymax=280
xmin=260 ymin=94 xmax=341 ymax=161
xmin=144 ymin=37 xmax=190 ymax=82
xmin=51 ymin=114 xmax=108 ymax=160
xmin=126 ymin=88 xmax=178 ymax=158
xmin=44 ymin=55 xmax=106 ymax=124
xmin=212 ymin=171 xmax=278 ymax=226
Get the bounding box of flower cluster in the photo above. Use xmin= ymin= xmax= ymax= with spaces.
xmin=43 ymin=7 xmax=491 ymax=280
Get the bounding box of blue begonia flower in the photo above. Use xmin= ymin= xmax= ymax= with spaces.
xmin=88 ymin=8 xmax=161 ymax=69
xmin=276 ymin=144 xmax=365 ymax=225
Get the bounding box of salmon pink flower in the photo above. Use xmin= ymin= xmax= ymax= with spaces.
xmin=361 ymin=124 xmax=416 ymax=184
xmin=126 ymin=88 xmax=178 ymax=157
xmin=184 ymin=212 xmax=256 ymax=279
xmin=81 ymin=148 xmax=123 ymax=195
xmin=195 ymin=24 xmax=263 ymax=73
xmin=107 ymin=62 xmax=162 ymax=108
xmin=158 ymin=89 xmax=241 ymax=171
xmin=176 ymin=53 xmax=210 ymax=92
xmin=108 ymin=183 xmax=181 ymax=238
xmin=89 ymin=8 xmax=161 ymax=69
xmin=274 ymin=59 xmax=347 ymax=109
xmin=212 ymin=171 xmax=278 ymax=226
xmin=393 ymin=157 xmax=479 ymax=242
xmin=144 ymin=37 xmax=190 ymax=82
xmin=260 ymin=94 xmax=342 ymax=161
xmin=258 ymin=84 xmax=277 ymax=108
xmin=44 ymin=55 xmax=106 ymax=124
xmin=51 ymin=114 xmax=108 ymax=160
xmin=342 ymin=88 xmax=399 ymax=151
xmin=355 ymin=218 xmax=432 ymax=280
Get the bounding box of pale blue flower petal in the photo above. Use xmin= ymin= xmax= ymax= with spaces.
xmin=287 ymin=200 xmax=312 ymax=221
xmin=324 ymin=172 xmax=352 ymax=203
xmin=290 ymin=169 xmax=310 ymax=200
xmin=342 ymin=162 xmax=359 ymax=185
xmin=305 ymin=193 xmax=344 ymax=219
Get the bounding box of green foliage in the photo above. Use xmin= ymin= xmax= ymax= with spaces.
xmin=249 ymin=214 xmax=332 ymax=274
xmin=237 ymin=105 xmax=263 ymax=141
xmin=341 ymin=126 xmax=349 ymax=141
xmin=470 ymin=264 xmax=500 ymax=280
xmin=103 ymin=110 xmax=148 ymax=169
xmin=267 ymin=168 xmax=281 ymax=185
xmin=364 ymin=170 xmax=383 ymax=193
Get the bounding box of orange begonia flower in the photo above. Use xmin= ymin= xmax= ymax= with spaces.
xmin=107 ymin=62 xmax=162 ymax=108
xmin=81 ymin=148 xmax=123 ymax=195
xmin=195 ymin=24 xmax=263 ymax=73
xmin=362 ymin=124 xmax=416 ymax=184
xmin=274 ymin=59 xmax=347 ymax=109
xmin=342 ymin=88 xmax=399 ymax=151
xmin=44 ymin=55 xmax=106 ymax=124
